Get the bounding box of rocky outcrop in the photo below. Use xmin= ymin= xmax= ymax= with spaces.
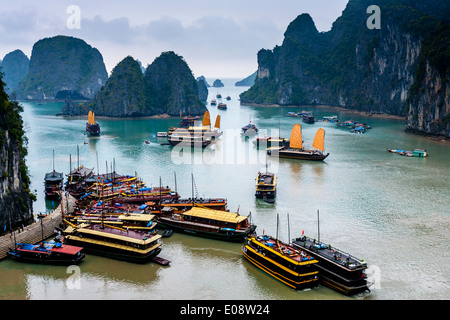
xmin=197 ymin=77 xmax=209 ymax=101
xmin=61 ymin=52 xmax=206 ymax=117
xmin=212 ymin=79 xmax=224 ymax=87
xmin=0 ymin=50 xmax=30 ymax=95
xmin=0 ymin=74 xmax=34 ymax=234
xmin=240 ymin=0 xmax=450 ymax=137
xmin=145 ymin=51 xmax=206 ymax=116
xmin=14 ymin=35 xmax=108 ymax=101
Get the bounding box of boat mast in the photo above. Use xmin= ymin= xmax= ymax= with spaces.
xmin=174 ymin=172 xmax=177 ymax=195
xmin=317 ymin=209 xmax=320 ymax=243
xmin=287 ymin=213 xmax=290 ymax=244
xmin=276 ymin=213 xmax=279 ymax=240
xmin=191 ymin=173 xmax=195 ymax=206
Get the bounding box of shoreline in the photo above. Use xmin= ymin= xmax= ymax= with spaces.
xmin=240 ymin=102 xmax=406 ymax=120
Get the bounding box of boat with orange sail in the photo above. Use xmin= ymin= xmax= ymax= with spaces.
xmin=86 ymin=110 xmax=100 ymax=136
xmin=267 ymin=124 xmax=329 ymax=161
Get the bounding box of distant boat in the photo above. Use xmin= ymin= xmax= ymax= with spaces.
xmin=322 ymin=116 xmax=338 ymax=123
xmin=302 ymin=112 xmax=315 ymax=124
xmin=157 ymin=132 xmax=168 ymax=137
xmin=210 ymin=99 xmax=217 ymax=106
xmin=387 ymin=148 xmax=428 ymax=157
xmin=217 ymin=103 xmax=227 ymax=110
xmin=268 ymin=124 xmax=329 ymax=161
xmin=241 ymin=122 xmax=258 ymax=136
xmin=226 ymin=96 xmax=231 ymax=100
xmin=86 ymin=111 xmax=100 ymax=136
xmin=216 ymin=93 xmax=222 ymax=99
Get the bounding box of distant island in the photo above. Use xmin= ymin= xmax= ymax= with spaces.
xmin=235 ymin=71 xmax=257 ymax=86
xmin=212 ymin=79 xmax=224 ymax=87
xmin=240 ymin=0 xmax=450 ymax=138
xmin=61 ymin=52 xmax=206 ymax=117
xmin=12 ymin=35 xmax=108 ymax=101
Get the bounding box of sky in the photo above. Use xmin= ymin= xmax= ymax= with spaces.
xmin=0 ymin=0 xmax=349 ymax=79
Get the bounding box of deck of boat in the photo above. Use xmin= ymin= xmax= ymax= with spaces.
xmin=292 ymin=236 xmax=366 ymax=270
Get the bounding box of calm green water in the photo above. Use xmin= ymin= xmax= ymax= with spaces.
xmin=1 ymin=78 xmax=449 ymax=300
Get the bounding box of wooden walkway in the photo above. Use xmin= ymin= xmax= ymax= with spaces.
xmin=0 ymin=193 xmax=77 ymax=260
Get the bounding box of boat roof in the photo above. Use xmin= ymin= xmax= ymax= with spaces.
xmin=45 ymin=171 xmax=64 ymax=181
xmin=118 ymin=214 xmax=155 ymax=222
xmin=65 ymin=224 xmax=161 ymax=245
xmin=51 ymin=244 xmax=83 ymax=255
xmin=183 ymin=207 xmax=248 ymax=224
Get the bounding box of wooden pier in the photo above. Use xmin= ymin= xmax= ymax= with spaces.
xmin=0 ymin=193 xmax=76 ymax=260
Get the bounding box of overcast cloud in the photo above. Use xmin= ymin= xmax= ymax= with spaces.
xmin=0 ymin=0 xmax=348 ymax=78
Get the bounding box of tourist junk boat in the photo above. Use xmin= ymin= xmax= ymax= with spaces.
xmin=255 ymin=171 xmax=277 ymax=202
xmin=292 ymin=235 xmax=369 ymax=295
xmin=268 ymin=124 xmax=329 ymax=161
xmin=217 ymin=103 xmax=227 ymax=110
xmin=254 ymin=136 xmax=289 ymax=148
xmin=7 ymin=240 xmax=85 ymax=265
xmin=63 ymin=221 xmax=163 ymax=263
xmin=290 ymin=210 xmax=370 ymax=295
xmin=155 ymin=206 xmax=256 ymax=242
xmin=44 ymin=150 xmax=63 ymax=199
xmin=159 ymin=197 xmax=228 ymax=213
xmin=302 ymin=112 xmax=315 ymax=124
xmin=242 ymin=234 xmax=319 ymax=290
xmin=71 ymin=213 xmax=158 ymax=232
xmin=387 ymin=148 xmax=428 ymax=157
xmin=86 ymin=110 xmax=100 ymax=136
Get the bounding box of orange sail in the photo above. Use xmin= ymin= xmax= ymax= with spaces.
xmin=88 ymin=111 xmax=93 ymax=124
xmin=289 ymin=124 xmax=303 ymax=149
xmin=312 ymin=128 xmax=325 ymax=151
xmin=214 ymin=115 xmax=221 ymax=129
xmin=202 ymin=110 xmax=211 ymax=127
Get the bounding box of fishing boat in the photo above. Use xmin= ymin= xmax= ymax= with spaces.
xmin=217 ymin=103 xmax=227 ymax=110
xmin=387 ymin=148 xmax=428 ymax=157
xmin=7 ymin=240 xmax=85 ymax=265
xmin=322 ymin=116 xmax=338 ymax=123
xmin=155 ymin=206 xmax=256 ymax=242
xmin=267 ymin=124 xmax=329 ymax=161
xmin=292 ymin=236 xmax=369 ymax=295
xmin=86 ymin=111 xmax=100 ymax=136
xmin=242 ymin=234 xmax=319 ymax=290
xmin=63 ymin=222 xmax=163 ymax=263
xmin=44 ymin=150 xmax=64 ymax=199
xmin=241 ymin=122 xmax=258 ymax=136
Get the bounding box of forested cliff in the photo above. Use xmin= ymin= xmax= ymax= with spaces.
xmin=240 ymin=0 xmax=450 ymax=137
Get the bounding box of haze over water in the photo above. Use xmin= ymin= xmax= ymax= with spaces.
xmin=1 ymin=79 xmax=449 ymax=300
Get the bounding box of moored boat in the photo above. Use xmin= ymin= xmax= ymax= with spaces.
xmin=292 ymin=235 xmax=370 ymax=295
xmin=302 ymin=112 xmax=315 ymax=124
xmin=387 ymin=148 xmax=428 ymax=157
xmin=268 ymin=124 xmax=329 ymax=161
xmin=241 ymin=122 xmax=258 ymax=136
xmin=7 ymin=240 xmax=85 ymax=265
xmin=44 ymin=150 xmax=64 ymax=199
xmin=63 ymin=222 xmax=163 ymax=263
xmin=155 ymin=206 xmax=256 ymax=242
xmin=242 ymin=234 xmax=319 ymax=290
